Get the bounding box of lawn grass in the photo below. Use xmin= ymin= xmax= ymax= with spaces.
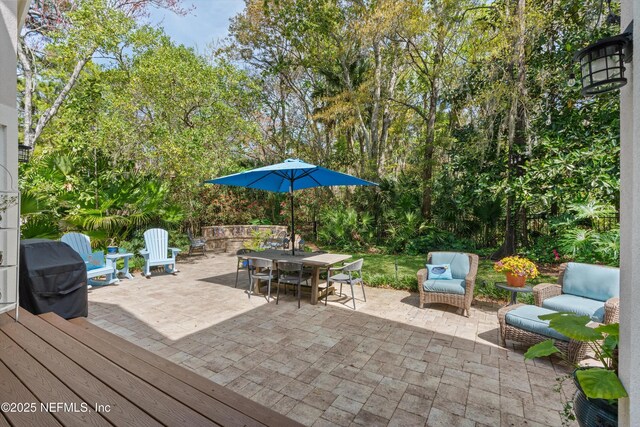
xmin=355 ymin=253 xmax=558 ymax=305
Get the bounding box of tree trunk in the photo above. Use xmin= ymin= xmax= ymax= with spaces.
xmin=17 ymin=40 xmax=34 ymax=147
xmin=493 ymin=0 xmax=527 ymax=259
xmin=421 ymin=44 xmax=442 ymax=220
xmin=18 ymin=38 xmax=95 ymax=151
xmin=378 ymin=43 xmax=400 ymax=176
xmin=369 ymin=40 xmax=382 ymax=174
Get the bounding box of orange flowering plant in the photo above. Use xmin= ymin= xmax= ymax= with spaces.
xmin=493 ymin=256 xmax=539 ymax=279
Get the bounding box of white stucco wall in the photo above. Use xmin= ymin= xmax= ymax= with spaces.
xmin=618 ymin=0 xmax=638 ymax=425
xmin=0 ymin=0 xmax=18 ymax=191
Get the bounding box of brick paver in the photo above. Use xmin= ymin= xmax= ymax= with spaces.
xmin=88 ymin=253 xmax=576 ymax=426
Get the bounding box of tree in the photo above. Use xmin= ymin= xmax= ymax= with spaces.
xmin=18 ymin=0 xmax=186 ymax=151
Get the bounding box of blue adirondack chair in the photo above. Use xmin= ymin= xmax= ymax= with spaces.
xmin=61 ymin=232 xmax=118 ymax=286
xmin=140 ymin=228 xmax=181 ymax=278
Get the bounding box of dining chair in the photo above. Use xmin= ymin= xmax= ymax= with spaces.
xmin=235 ymin=248 xmax=253 ymax=288
xmin=187 ymin=229 xmax=207 ymax=257
xmin=327 ymin=258 xmax=366 ymax=309
xmin=276 ymin=261 xmax=312 ymax=308
xmin=248 ymin=257 xmax=277 ymax=302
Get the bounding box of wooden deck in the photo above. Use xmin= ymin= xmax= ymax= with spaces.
xmin=0 ymin=310 xmax=302 ymax=427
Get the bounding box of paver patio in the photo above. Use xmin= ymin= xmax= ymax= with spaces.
xmin=87 ymin=254 xmax=576 ymax=427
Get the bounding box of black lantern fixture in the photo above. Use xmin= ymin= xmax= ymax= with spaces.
xmin=574 ymin=30 xmax=633 ymax=95
xmin=573 ymin=7 xmax=633 ymax=96
xmin=17 ymin=144 xmax=32 ymax=163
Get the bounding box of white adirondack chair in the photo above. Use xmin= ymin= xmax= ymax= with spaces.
xmin=140 ymin=228 xmax=181 ymax=278
xmin=61 ymin=232 xmax=118 ymax=286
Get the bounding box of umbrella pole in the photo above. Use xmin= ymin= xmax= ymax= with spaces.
xmin=289 ymin=185 xmax=296 ymax=255
xmin=290 ymin=183 xmax=295 ymax=256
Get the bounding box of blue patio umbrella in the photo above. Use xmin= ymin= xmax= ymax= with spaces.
xmin=205 ymin=158 xmax=377 ymax=255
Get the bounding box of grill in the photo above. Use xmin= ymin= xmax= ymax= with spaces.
xmin=19 ymin=239 xmax=88 ymax=319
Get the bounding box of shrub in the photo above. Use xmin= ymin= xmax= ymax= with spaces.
xmin=405 ymin=226 xmax=474 ymax=255
xmin=317 ymin=207 xmax=374 ymax=251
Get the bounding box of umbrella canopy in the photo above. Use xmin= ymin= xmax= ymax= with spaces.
xmin=205 ymin=158 xmax=377 ymax=254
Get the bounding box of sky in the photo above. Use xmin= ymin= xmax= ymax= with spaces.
xmin=148 ymin=1 xmax=246 ymax=53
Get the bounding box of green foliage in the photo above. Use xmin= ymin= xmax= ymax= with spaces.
xmin=575 ymin=369 xmax=627 ymax=401
xmin=17 ymin=0 xmax=622 ymax=271
xmin=317 ymin=208 xmax=374 ymax=251
xmin=19 ymin=1 xmax=262 ymax=246
xmin=551 ymin=200 xmax=619 ymax=266
xmin=524 ymin=313 xmax=627 ymax=400
xmin=523 ymin=340 xmax=560 ymax=359
xmin=243 ymin=230 xmax=271 ymax=251
xmin=405 ymin=226 xmax=474 ymax=256
xmin=385 ymin=211 xmax=427 ymax=254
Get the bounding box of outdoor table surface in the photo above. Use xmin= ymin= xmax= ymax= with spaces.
xmin=495 ymin=281 xmax=533 ymax=306
xmin=243 ymin=249 xmax=352 ymax=304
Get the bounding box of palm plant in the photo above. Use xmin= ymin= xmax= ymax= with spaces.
xmin=318 ymin=207 xmax=374 ymax=250
xmin=386 ymin=211 xmax=427 ymax=254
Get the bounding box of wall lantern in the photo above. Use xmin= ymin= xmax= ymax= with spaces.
xmin=17 ymin=144 xmax=32 ymax=163
xmin=574 ymin=21 xmax=633 ymax=95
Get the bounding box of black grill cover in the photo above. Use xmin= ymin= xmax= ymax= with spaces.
xmin=19 ymin=239 xmax=88 ymax=319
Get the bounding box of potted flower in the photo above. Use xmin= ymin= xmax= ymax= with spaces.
xmin=493 ymin=256 xmax=539 ymax=287
xmin=106 ymin=237 xmax=119 ymax=255
xmin=524 ymin=312 xmax=627 ymax=426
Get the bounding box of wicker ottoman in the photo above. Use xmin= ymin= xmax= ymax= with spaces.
xmin=498 ymin=303 xmax=590 ymax=364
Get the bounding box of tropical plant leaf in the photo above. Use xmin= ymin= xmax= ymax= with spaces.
xmin=524 ymin=340 xmax=561 ymax=359
xmin=594 ymin=322 xmax=619 ymax=338
xmin=576 ymin=368 xmax=627 ymax=400
xmin=538 ymin=312 xmax=602 ymax=342
xmin=601 ymin=335 xmax=618 ymax=363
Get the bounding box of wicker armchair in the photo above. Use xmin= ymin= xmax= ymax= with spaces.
xmin=498 ymin=304 xmax=591 ymax=364
xmin=417 ymin=252 xmax=479 ymax=317
xmin=533 ymin=262 xmax=619 ymax=324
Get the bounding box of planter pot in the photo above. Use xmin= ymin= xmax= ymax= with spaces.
xmin=573 ymin=371 xmax=618 ymax=427
xmin=505 ymin=272 xmax=526 ymax=287
xmin=107 ymin=246 xmax=118 ymax=255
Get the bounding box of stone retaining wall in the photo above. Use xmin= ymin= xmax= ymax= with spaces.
xmin=201 ymin=225 xmax=290 ymax=253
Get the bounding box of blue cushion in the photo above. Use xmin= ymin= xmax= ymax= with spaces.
xmin=429 ymin=253 xmax=470 ymax=280
xmin=562 ymin=262 xmax=619 ymax=302
xmin=81 ymin=251 xmax=105 ymax=271
xmin=426 ymin=264 xmax=453 ymax=280
xmin=423 ymin=279 xmax=465 ymax=295
xmin=505 ymin=305 xmax=568 ymax=341
xmin=542 ymin=294 xmax=605 ymax=322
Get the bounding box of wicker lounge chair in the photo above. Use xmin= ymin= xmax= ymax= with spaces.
xmin=417 ymin=252 xmax=479 ymax=317
xmin=533 ymin=262 xmax=619 ymax=324
xmin=498 ymin=303 xmax=592 ymax=364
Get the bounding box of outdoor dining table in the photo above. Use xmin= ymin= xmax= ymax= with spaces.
xmin=242 ymin=249 xmax=352 ymax=304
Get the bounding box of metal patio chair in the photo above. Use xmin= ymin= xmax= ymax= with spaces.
xmin=327 ymin=258 xmax=366 ymax=309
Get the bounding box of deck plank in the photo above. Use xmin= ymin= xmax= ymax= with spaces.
xmin=0 ymin=319 xmax=161 ymax=427
xmin=69 ymin=317 xmax=303 ymax=427
xmin=41 ymin=312 xmax=267 ymax=427
xmin=0 ymin=331 xmax=110 ymax=427
xmin=0 ymin=411 xmax=10 ymax=427
xmin=12 ymin=311 xmax=219 ymax=427
xmin=0 ymin=360 xmax=62 ymax=427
